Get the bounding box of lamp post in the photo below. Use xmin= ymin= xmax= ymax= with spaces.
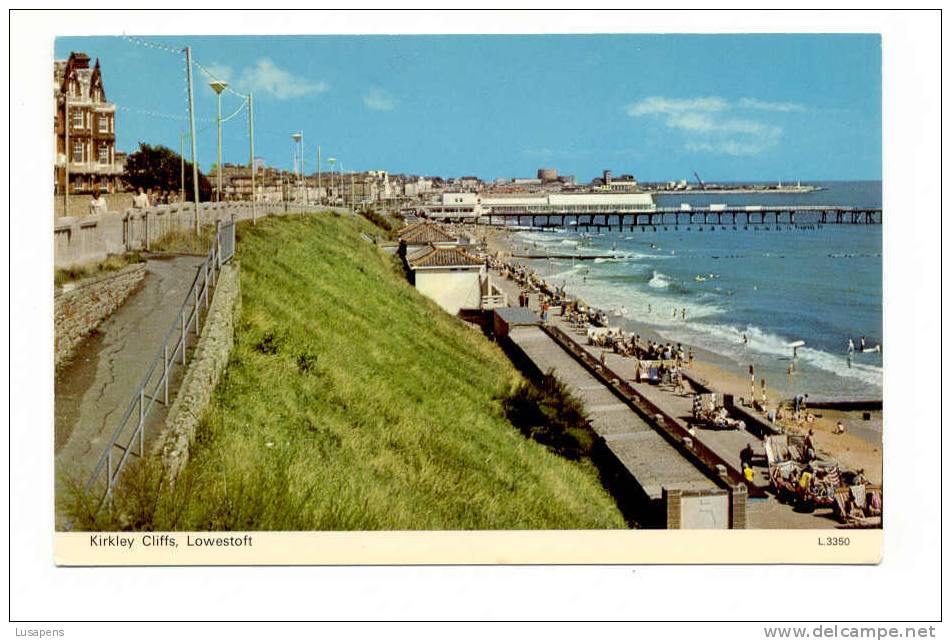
xmin=209 ymin=79 xmax=228 ymax=202
xmin=292 ymin=131 xmax=303 ymax=213
xmin=328 ymin=157 xmax=337 ymax=206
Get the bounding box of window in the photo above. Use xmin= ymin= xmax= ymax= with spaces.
xmin=98 ymin=145 xmax=110 ymax=165
xmin=72 ymin=142 xmax=83 ymax=162
xmin=71 ymin=110 xmax=83 ymax=128
xmin=98 ymin=116 xmax=109 ymax=133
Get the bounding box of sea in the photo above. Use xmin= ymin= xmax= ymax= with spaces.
xmin=511 ymin=181 xmax=882 ymax=402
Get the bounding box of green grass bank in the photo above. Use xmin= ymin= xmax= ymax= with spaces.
xmin=76 ymin=213 xmax=625 ymax=530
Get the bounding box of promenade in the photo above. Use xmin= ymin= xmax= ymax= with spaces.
xmin=491 ymin=271 xmax=838 ymax=529
xmin=508 ymin=326 xmax=719 ymax=508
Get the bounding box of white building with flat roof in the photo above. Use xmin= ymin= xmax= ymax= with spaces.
xmin=422 ymin=191 xmax=656 ymax=220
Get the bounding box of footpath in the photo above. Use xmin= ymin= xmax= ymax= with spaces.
xmin=55 ymin=255 xmax=206 ymax=519
xmin=492 ymin=271 xmax=839 ymax=529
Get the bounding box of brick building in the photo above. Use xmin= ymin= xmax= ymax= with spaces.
xmin=54 ymin=52 xmax=122 ymax=195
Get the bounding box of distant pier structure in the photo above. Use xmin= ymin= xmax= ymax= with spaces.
xmin=483 ymin=205 xmax=882 ymax=231
xmin=415 ymin=192 xmax=882 ymax=231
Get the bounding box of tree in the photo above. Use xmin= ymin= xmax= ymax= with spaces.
xmin=123 ymin=142 xmax=212 ymax=201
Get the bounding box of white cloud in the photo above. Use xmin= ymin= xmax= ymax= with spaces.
xmin=626 ymin=96 xmax=729 ymax=117
xmin=627 ymin=95 xmax=794 ymax=156
xmin=203 ymin=59 xmax=329 ymax=100
xmin=239 ymin=59 xmax=328 ymax=100
xmin=203 ymin=63 xmax=233 ymax=83
xmin=363 ymin=87 xmax=399 ymax=111
xmin=738 ymin=97 xmax=806 ymax=112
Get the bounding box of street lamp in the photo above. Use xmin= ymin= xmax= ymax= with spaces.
xmin=292 ymin=131 xmax=303 ymax=213
xmin=209 ymin=80 xmax=228 ymax=202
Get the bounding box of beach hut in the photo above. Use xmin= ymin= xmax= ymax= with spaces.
xmin=405 ymin=245 xmax=486 ymax=315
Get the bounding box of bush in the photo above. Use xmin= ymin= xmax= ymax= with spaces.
xmin=358 ymin=207 xmax=395 ymax=234
xmin=500 ymin=370 xmax=595 ymax=460
xmin=54 ymin=251 xmax=144 ymax=287
xmin=150 ymin=225 xmax=216 ymax=255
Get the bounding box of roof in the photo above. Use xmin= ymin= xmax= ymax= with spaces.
xmin=408 ymin=246 xmax=484 ymax=269
xmin=399 ymin=222 xmax=458 ymax=245
xmin=397 ymin=220 xmax=426 ymax=236
xmin=493 ymin=307 xmax=540 ymax=326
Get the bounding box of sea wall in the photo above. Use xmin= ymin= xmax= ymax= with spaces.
xmin=153 ymin=262 xmax=240 ymax=479
xmin=54 ymin=262 xmax=147 ymax=367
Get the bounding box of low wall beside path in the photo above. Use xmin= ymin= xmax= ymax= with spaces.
xmin=153 ymin=262 xmax=241 ymax=480
xmin=54 ymin=262 xmax=147 ymax=367
xmin=54 ymin=201 xmax=345 ymax=269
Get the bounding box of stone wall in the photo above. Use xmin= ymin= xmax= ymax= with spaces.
xmin=54 ymin=202 xmax=350 ymax=269
xmin=153 ymin=262 xmax=240 ymax=479
xmin=54 ymin=263 xmax=147 ymax=367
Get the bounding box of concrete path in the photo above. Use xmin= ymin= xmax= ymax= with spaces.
xmin=55 ymin=255 xmax=207 ymax=514
xmin=492 ymin=269 xmax=845 ymax=528
xmin=507 ymin=326 xmax=718 ymax=501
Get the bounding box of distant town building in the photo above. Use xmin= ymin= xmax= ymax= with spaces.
xmin=54 ymin=52 xmax=122 ymax=194
xmin=537 ymin=168 xmax=558 ymax=182
xmin=593 ymin=169 xmax=640 ymax=192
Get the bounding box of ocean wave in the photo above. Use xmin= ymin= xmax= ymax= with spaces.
xmin=648 ymin=270 xmax=671 ymax=289
xmin=676 ymin=323 xmax=883 ymax=389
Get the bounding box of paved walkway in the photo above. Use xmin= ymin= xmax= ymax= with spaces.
xmin=55 ymin=255 xmax=206 ymax=516
xmin=492 ymin=270 xmax=844 ymax=529
xmin=508 ymin=326 xmax=717 ymax=501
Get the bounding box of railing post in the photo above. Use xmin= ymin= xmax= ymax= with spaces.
xmin=203 ymin=263 xmax=209 ymax=312
xmin=216 ymin=221 xmax=222 ymax=269
xmin=181 ymin=308 xmax=187 ymax=365
xmin=139 ymin=388 xmax=145 ymax=455
xmin=194 ymin=284 xmax=200 ymax=335
xmin=163 ymin=343 xmax=169 ymax=405
xmin=106 ymin=450 xmax=113 ymax=498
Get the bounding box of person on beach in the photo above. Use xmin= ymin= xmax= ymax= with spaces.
xmin=748 ymin=365 xmax=756 ymax=402
xmin=860 ymin=336 xmax=867 ymax=351
xmin=647 ymin=303 xmax=651 ymax=314
xmin=804 ymin=429 xmax=816 ymax=462
xmin=741 ymin=443 xmax=755 ymax=469
xmin=743 ymin=464 xmax=755 ymax=483
xmin=688 ymin=348 xmax=694 ymax=365
xmin=742 ymin=333 xmax=749 ymax=345
xmin=848 ymin=337 xmax=855 ymax=355
xmin=682 ymin=307 xmax=686 ymax=321
xmin=672 ymin=308 xmax=677 ymax=320
xmin=836 ymin=421 xmax=846 ymax=435
xmin=761 ymin=378 xmax=768 ymax=406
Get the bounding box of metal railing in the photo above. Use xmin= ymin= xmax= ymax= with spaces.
xmin=78 ymin=219 xmax=237 ymax=518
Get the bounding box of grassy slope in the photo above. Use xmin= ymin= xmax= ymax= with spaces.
xmin=170 ymin=213 xmax=625 ymax=530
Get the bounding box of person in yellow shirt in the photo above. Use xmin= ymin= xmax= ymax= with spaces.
xmin=743 ymin=464 xmax=754 ymax=483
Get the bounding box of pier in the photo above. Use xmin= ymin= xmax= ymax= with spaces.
xmin=476 ymin=205 xmax=882 ymax=231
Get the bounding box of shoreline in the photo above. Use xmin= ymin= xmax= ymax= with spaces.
xmin=459 ymin=221 xmax=883 ymax=485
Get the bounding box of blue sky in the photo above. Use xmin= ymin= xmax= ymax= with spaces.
xmin=55 ymin=34 xmax=881 ymax=181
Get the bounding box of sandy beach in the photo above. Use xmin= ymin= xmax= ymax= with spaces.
xmin=459 ymin=221 xmax=883 ymax=485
